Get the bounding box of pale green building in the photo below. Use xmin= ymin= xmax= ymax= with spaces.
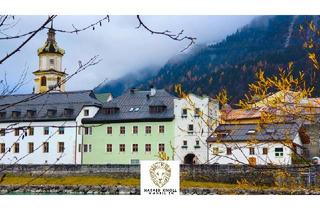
xmin=81 ymin=88 xmax=175 ymax=164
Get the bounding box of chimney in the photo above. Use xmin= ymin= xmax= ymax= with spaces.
xmin=146 ymin=94 xmax=150 ymax=100
xmin=150 ymin=86 xmax=156 ymax=97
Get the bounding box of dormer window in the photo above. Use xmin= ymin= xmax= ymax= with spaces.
xmin=0 ymin=112 xmax=6 ymax=119
xmin=134 ymin=107 xmax=140 ymax=112
xmin=47 ymin=109 xmax=57 ymax=117
xmin=27 ymin=110 xmax=36 ymax=118
xmin=266 ymin=128 xmax=275 ymax=134
xmin=246 ymin=129 xmax=256 ymax=135
xmin=216 ymin=131 xmax=230 ymax=138
xmin=149 ymin=105 xmax=166 ymax=113
xmin=103 ymin=107 xmax=119 ymax=115
xmin=12 ymin=111 xmax=21 ymax=118
xmin=64 ymin=108 xmax=74 ymax=116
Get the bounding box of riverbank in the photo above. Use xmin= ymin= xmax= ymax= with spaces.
xmin=1 ymin=184 xmax=320 ymax=195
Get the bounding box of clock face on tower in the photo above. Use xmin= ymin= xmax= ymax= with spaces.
xmin=33 ymin=26 xmax=67 ymax=94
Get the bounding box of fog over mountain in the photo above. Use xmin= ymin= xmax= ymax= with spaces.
xmin=98 ymin=16 xmax=320 ymax=103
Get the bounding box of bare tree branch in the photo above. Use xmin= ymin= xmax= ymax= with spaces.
xmin=0 ymin=15 xmax=56 ymax=65
xmin=136 ymin=15 xmax=196 ymax=52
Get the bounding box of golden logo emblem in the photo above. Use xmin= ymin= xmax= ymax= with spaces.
xmin=149 ymin=162 xmax=171 ymax=188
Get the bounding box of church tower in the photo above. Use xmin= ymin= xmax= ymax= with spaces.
xmin=33 ymin=24 xmax=67 ymax=93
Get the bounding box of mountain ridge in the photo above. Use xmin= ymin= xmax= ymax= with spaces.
xmin=97 ymin=16 xmax=319 ymax=103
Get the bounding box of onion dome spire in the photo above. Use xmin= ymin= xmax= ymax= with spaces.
xmin=37 ymin=20 xmax=65 ymax=56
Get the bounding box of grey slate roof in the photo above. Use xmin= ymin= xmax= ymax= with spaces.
xmin=0 ymin=90 xmax=101 ymax=122
xmin=207 ymin=123 xmax=301 ymax=142
xmin=82 ymin=89 xmax=176 ymax=124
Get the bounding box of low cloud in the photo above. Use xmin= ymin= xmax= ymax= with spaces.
xmin=0 ymin=15 xmax=255 ymax=93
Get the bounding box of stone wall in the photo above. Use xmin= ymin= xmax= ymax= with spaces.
xmin=1 ymin=164 xmax=319 ymax=187
xmin=0 ymin=164 xmax=140 ymax=178
xmin=181 ymin=164 xmax=320 ymax=187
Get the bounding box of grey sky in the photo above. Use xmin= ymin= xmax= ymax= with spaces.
xmin=0 ymin=16 xmax=255 ymax=93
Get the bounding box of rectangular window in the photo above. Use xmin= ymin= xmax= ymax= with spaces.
xmin=145 ymin=144 xmax=151 ymax=152
xmin=28 ymin=127 xmax=34 ymax=136
xmin=89 ymin=144 xmax=92 ymax=152
xmin=83 ymin=144 xmax=88 ymax=152
xmin=44 ymin=127 xmax=49 ymax=135
xmin=132 ymin=144 xmax=138 ymax=152
xmin=58 ymin=142 xmax=64 ymax=153
xmin=84 ymin=127 xmax=92 ymax=135
xmin=84 ymin=109 xmax=89 ymax=116
xmin=195 ymin=140 xmax=200 ymax=148
xmin=78 ymin=144 xmax=82 ymax=152
xmin=0 ymin=143 xmax=5 ymax=153
xmin=263 ymin=147 xmax=268 ymax=155
xmin=120 ymin=126 xmax=125 ymax=134
xmin=14 ymin=143 xmax=19 ymax=153
xmin=275 ymin=147 xmax=284 ymax=157
xmin=188 ymin=124 xmax=194 ymax=134
xmin=226 ymin=147 xmax=232 ymax=155
xmin=49 ymin=58 xmax=54 ymax=65
xmin=145 ymin=126 xmax=151 ymax=134
xmin=58 ymin=127 xmax=65 ymax=135
xmin=212 ymin=147 xmax=219 ymax=155
xmin=133 ymin=126 xmax=138 ymax=134
xmin=14 ymin=128 xmax=19 ymax=136
xmin=119 ymin=144 xmax=125 ymax=152
xmin=43 ymin=142 xmax=49 ymax=153
xmin=28 ymin=142 xmax=34 ymax=153
xmin=159 ymin=125 xmax=165 ymax=133
xmin=0 ymin=129 xmax=5 ymax=136
xmin=159 ymin=144 xmax=165 ymax=152
xmin=194 ymin=108 xmax=201 ymax=117
xmin=182 ymin=109 xmax=187 ymax=118
xmin=106 ymin=144 xmax=112 ymax=152
xmin=183 ymin=140 xmax=187 ymax=146
xmin=107 ymin=126 xmax=112 ymax=134
xmin=249 ymin=147 xmax=255 ymax=155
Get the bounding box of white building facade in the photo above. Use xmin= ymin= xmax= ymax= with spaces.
xmin=174 ymin=94 xmax=219 ymax=164
xmin=207 ymin=123 xmax=307 ymax=165
xmin=0 ymin=93 xmax=100 ymax=165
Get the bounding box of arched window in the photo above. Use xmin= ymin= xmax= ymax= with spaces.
xmin=40 ymin=76 xmax=47 ymax=86
xmin=57 ymin=77 xmax=61 ymax=88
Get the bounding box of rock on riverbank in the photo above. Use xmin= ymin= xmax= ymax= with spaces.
xmin=1 ymin=185 xmax=320 ymax=195
xmin=0 ymin=185 xmax=140 ymax=195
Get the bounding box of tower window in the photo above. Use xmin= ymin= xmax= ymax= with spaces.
xmin=57 ymin=77 xmax=61 ymax=88
xmin=40 ymin=76 xmax=47 ymax=86
xmin=49 ymin=59 xmax=54 ymax=65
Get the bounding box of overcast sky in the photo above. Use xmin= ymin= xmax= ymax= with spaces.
xmin=0 ymin=16 xmax=255 ymax=93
